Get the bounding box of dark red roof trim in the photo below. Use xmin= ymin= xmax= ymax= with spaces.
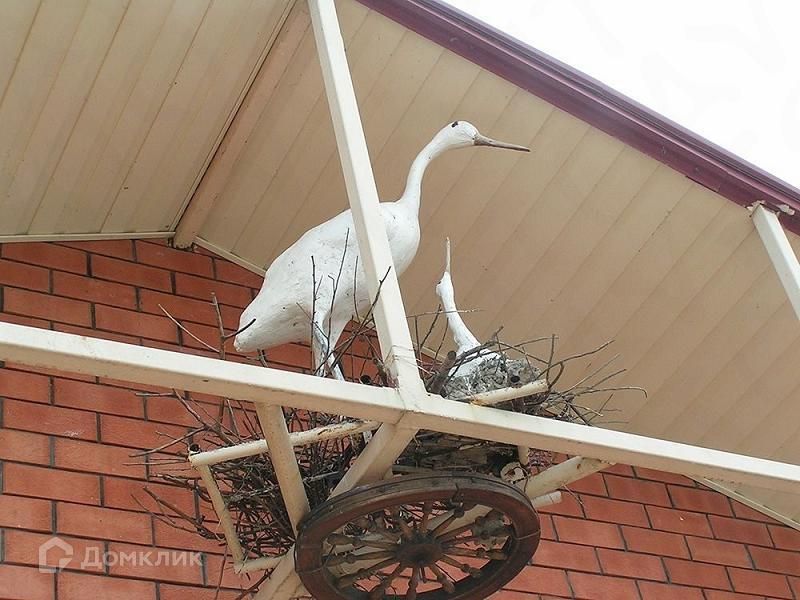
xmin=356 ymin=0 xmax=800 ymax=234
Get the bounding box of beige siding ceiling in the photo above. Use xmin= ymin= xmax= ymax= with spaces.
xmin=0 ymin=0 xmax=292 ymax=237
xmin=196 ymin=0 xmax=800 ymax=524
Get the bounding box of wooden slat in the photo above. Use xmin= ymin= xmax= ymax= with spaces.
xmin=555 ymin=187 xmax=729 ymax=361
xmin=0 ymin=0 xmax=89 ymax=231
xmin=0 ymin=0 xmax=41 ymax=99
xmin=199 ymin=28 xmax=324 ymax=249
xmin=4 ymin=0 xmax=128 ymax=234
xmin=690 ymin=302 xmax=800 ymax=446
xmin=658 ymin=292 xmax=795 ymax=442
xmin=493 ymin=146 xmax=660 ymax=333
xmin=470 ymin=128 xmax=626 ymax=328
xmin=512 ymin=166 xmax=692 ymax=348
xmin=29 ymin=0 xmax=182 ymax=233
xmin=200 ymin=1 xmax=370 ymax=250
xmin=621 ymin=231 xmax=772 ymax=431
xmin=104 ymin=0 xmax=283 ymax=231
xmin=174 ymin=0 xmax=311 ymax=248
xmin=731 ymin=336 xmax=800 ymax=458
xmin=640 ymin=268 xmax=787 ymax=440
xmin=233 ymin=7 xmax=412 ymax=263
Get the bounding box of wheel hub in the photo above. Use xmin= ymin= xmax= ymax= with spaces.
xmin=396 ymin=535 xmax=443 ymax=567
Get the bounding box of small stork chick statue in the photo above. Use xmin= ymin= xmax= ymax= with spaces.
xmin=434 ymin=238 xmax=541 ymax=393
xmin=234 ymin=121 xmax=529 ymax=378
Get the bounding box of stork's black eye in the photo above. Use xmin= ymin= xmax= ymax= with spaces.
xmin=451 ymin=121 xmax=459 ymax=127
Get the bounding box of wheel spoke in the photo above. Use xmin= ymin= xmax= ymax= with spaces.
xmin=429 ymin=563 xmax=456 ymax=593
xmin=406 ymin=566 xmax=421 ymax=600
xmin=440 ymin=554 xmax=483 ymax=577
xmin=419 ymin=501 xmax=433 ymax=532
xmin=430 ymin=506 xmax=465 ymax=537
xmin=445 ymin=546 xmax=508 ymax=560
xmin=369 ymin=562 xmax=405 ymax=600
xmin=335 ymin=557 xmax=402 ymax=589
xmin=325 ymin=550 xmax=396 ymax=567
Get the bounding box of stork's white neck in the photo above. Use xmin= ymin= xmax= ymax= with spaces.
xmin=437 ymin=271 xmax=480 ymax=354
xmin=397 ymin=137 xmax=448 ymax=216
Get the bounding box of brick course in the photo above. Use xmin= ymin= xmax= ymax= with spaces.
xmin=1 ymin=239 xmax=799 ymax=599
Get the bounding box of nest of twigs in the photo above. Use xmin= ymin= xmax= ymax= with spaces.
xmin=136 ymin=290 xmax=644 ymax=595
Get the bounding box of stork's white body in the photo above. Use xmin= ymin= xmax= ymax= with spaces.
xmin=236 ymin=202 xmax=419 ymax=353
xmin=233 ymin=121 xmax=528 ymax=373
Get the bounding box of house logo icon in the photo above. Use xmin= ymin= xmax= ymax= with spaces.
xmin=38 ymin=537 xmax=74 ymax=573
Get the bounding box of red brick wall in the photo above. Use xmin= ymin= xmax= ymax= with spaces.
xmin=1 ymin=240 xmax=799 ymax=600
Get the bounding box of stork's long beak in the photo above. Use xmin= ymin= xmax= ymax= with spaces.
xmin=474 ymin=134 xmax=530 ymax=152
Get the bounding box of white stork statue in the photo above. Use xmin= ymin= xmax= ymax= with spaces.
xmin=234 ymin=121 xmax=529 ymax=378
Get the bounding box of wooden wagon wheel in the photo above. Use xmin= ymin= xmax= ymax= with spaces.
xmin=295 ymin=473 xmax=541 ymax=600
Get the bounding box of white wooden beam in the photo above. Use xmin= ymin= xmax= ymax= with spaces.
xmin=4 ymin=323 xmax=800 ymax=493
xmin=330 ymin=424 xmax=417 ymax=494
xmin=189 ymin=419 xmax=379 ymax=467
xmin=195 ymin=464 xmax=246 ymax=564
xmin=173 ymin=0 xmax=309 ymax=248
xmin=254 ymin=404 xmax=311 ymax=532
xmin=253 ymin=553 xmax=304 ymax=600
xmin=307 ymin=0 xmax=422 ymax=393
xmin=752 ymin=204 xmax=800 ymax=319
xmin=0 ymin=322 xmax=403 ymax=422
xmin=520 ymin=456 xmax=611 ymax=498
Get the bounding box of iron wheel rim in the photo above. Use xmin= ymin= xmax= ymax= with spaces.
xmin=295 ymin=473 xmax=540 ymax=600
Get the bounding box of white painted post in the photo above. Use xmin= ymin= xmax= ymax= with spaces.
xmin=254 ymin=404 xmax=311 ymax=531
xmin=195 ymin=465 xmax=246 ymax=564
xmin=306 ymin=0 xmax=422 ymax=393
xmin=752 ymin=204 xmax=800 ymax=319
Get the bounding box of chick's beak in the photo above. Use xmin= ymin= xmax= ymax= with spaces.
xmin=473 ymin=133 xmax=530 ymax=152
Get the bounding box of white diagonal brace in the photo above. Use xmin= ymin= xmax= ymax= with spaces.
xmin=308 ymin=0 xmax=422 ymax=393
xmin=520 ymin=456 xmax=611 ymax=498
xmin=752 ymin=204 xmax=800 ymax=319
xmin=330 ymin=424 xmax=417 ymax=495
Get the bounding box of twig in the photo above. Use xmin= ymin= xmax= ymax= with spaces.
xmin=159 ymin=304 xmax=219 ymax=353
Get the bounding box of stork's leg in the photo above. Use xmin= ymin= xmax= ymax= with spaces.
xmin=312 ymin=316 xmax=345 ymax=380
xmin=326 ymin=320 xmax=348 ymax=381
